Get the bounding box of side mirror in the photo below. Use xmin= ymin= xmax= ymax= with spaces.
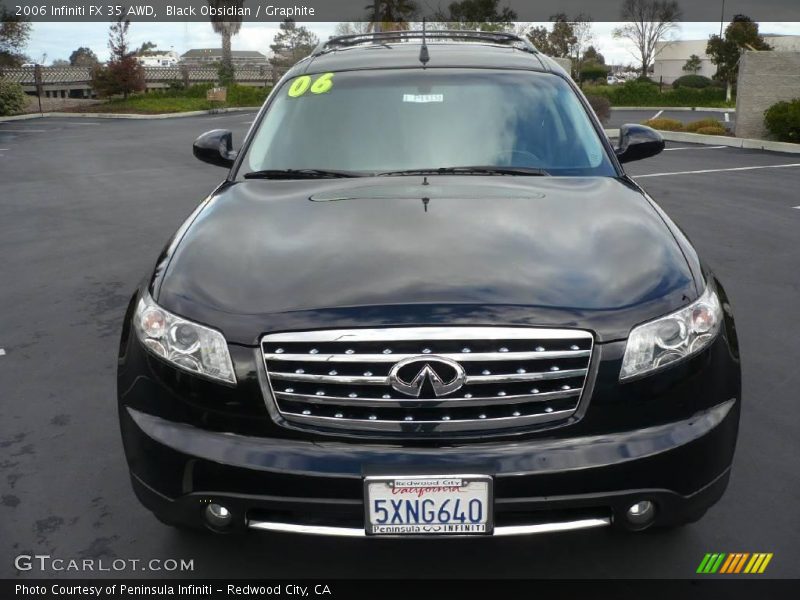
xmin=615 ymin=124 xmax=665 ymax=164
xmin=193 ymin=129 xmax=237 ymax=168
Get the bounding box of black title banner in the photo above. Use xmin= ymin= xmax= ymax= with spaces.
xmin=2 ymin=0 xmax=799 ymax=23
xmin=4 ymin=579 xmax=800 ymax=600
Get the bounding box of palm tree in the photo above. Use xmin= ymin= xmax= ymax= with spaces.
xmin=206 ymin=1 xmax=244 ymax=84
xmin=365 ymin=0 xmax=417 ymax=33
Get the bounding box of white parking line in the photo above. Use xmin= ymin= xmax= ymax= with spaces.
xmin=663 ymin=146 xmax=727 ymax=151
xmin=724 ymin=113 xmax=731 ymax=123
xmin=652 ymin=110 xmax=664 ymax=119
xmin=0 ymin=348 xmax=6 ymax=357
xmin=634 ymin=163 xmax=800 ymax=178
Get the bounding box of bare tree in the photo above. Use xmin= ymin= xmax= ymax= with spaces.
xmin=613 ymin=0 xmax=682 ymax=79
xmin=334 ymin=22 xmax=372 ymax=36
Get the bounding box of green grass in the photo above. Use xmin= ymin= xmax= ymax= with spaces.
xmin=72 ymin=84 xmax=272 ymax=114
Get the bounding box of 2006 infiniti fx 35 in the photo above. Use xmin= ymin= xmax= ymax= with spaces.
xmin=117 ymin=30 xmax=740 ymax=537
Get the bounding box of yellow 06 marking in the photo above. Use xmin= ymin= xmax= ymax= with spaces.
xmin=288 ymin=73 xmax=334 ymax=98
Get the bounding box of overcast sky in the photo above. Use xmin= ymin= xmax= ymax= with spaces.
xmin=26 ymin=21 xmax=800 ymax=66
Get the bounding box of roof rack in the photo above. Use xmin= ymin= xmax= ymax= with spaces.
xmin=312 ymin=29 xmax=538 ymax=57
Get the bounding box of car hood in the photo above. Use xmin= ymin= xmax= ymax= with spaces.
xmin=156 ymin=176 xmax=698 ymax=344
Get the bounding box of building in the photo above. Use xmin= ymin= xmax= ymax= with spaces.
xmin=180 ymin=48 xmax=268 ymax=68
xmin=654 ymin=34 xmax=800 ymax=84
xmin=136 ymin=50 xmax=179 ymax=67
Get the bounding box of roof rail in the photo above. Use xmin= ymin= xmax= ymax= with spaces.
xmin=312 ymin=29 xmax=538 ymax=57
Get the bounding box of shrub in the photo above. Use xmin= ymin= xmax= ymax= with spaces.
xmin=580 ymin=62 xmax=609 ymax=85
xmin=764 ymin=99 xmax=800 ymax=143
xmin=694 ymin=126 xmax=727 ymax=136
xmin=643 ymin=118 xmax=684 ymax=131
xmin=585 ymin=94 xmax=611 ymax=125
xmin=684 ymin=118 xmax=724 ymax=132
xmin=672 ymin=74 xmax=713 ymax=89
xmin=0 ymin=79 xmax=26 ymax=116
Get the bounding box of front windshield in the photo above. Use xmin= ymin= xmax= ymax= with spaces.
xmin=239 ymin=68 xmax=616 ymax=177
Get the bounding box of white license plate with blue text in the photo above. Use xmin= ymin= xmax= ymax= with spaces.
xmin=365 ymin=475 xmax=492 ymax=535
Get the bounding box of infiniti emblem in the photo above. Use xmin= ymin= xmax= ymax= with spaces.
xmin=388 ymin=356 xmax=467 ymax=398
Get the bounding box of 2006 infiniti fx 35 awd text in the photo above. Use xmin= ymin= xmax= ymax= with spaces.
xmin=117 ymin=30 xmax=740 ymax=538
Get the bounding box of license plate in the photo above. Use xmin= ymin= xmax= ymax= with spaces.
xmin=364 ymin=475 xmax=493 ymax=536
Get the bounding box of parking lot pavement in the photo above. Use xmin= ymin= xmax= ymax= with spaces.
xmin=2 ymin=116 xmax=799 ymax=579
xmin=608 ymin=108 xmax=735 ymax=130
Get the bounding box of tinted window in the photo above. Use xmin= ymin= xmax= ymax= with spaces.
xmin=240 ymin=69 xmax=616 ymax=177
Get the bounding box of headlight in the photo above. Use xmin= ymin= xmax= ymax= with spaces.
xmin=620 ymin=286 xmax=722 ymax=381
xmin=133 ymin=291 xmax=236 ymax=385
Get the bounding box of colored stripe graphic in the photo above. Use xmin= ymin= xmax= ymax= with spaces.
xmin=698 ymin=552 xmax=776 ymax=574
xmin=697 ymin=553 xmax=727 ymax=573
xmin=719 ymin=554 xmax=736 ymax=573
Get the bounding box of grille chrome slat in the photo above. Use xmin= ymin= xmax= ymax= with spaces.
xmin=263 ymin=349 xmax=590 ymax=362
xmin=261 ymin=327 xmax=593 ymax=435
xmin=264 ymin=327 xmax=592 ymax=342
xmin=279 ymin=408 xmax=576 ymax=431
xmin=274 ymin=388 xmax=580 ymax=407
xmin=269 ymin=368 xmax=587 ymax=385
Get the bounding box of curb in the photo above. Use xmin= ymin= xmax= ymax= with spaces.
xmin=610 ymin=106 xmax=735 ymax=113
xmin=0 ymin=106 xmax=260 ymax=122
xmin=604 ymin=128 xmax=800 ymax=154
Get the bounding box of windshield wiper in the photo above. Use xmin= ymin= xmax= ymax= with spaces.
xmin=377 ymin=166 xmax=549 ymax=177
xmin=243 ymin=168 xmax=363 ymax=179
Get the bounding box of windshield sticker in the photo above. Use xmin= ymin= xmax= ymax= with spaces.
xmin=403 ymin=94 xmax=444 ymax=103
xmin=288 ymin=73 xmax=334 ymax=98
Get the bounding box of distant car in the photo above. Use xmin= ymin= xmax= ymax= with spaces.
xmin=607 ymin=75 xmax=618 ymax=85
xmin=118 ymin=30 xmax=741 ymax=539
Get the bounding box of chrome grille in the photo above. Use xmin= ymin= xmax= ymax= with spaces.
xmin=261 ymin=327 xmax=594 ymax=435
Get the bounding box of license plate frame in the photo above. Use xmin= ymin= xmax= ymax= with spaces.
xmin=363 ymin=474 xmax=494 ymax=536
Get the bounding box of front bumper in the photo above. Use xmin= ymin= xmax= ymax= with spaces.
xmin=121 ymin=397 xmax=738 ymax=535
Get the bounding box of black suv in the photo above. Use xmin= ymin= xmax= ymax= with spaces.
xmin=117 ymin=31 xmax=740 ymax=537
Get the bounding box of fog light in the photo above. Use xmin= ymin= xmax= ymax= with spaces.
xmin=205 ymin=503 xmax=233 ymax=528
xmin=626 ymin=500 xmax=656 ymax=527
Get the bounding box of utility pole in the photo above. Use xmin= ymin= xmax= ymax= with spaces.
xmin=719 ymin=0 xmax=726 ymax=37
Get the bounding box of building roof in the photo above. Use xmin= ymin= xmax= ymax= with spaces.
xmin=181 ymin=48 xmax=266 ymax=59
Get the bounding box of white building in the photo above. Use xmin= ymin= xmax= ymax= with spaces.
xmin=653 ymin=34 xmax=800 ymax=84
xmin=136 ymin=50 xmax=179 ymax=67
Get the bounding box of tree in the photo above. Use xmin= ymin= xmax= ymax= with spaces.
xmin=269 ymin=19 xmax=319 ymax=70
xmin=583 ymin=45 xmax=605 ymax=65
xmin=682 ymin=53 xmax=702 ymax=74
xmin=334 ymin=22 xmax=371 ymax=37
xmin=69 ymin=47 xmax=99 ymax=66
xmin=51 ymin=59 xmax=70 ymax=66
xmin=526 ymin=25 xmax=553 ymax=55
xmin=0 ymin=6 xmax=32 ymax=67
xmin=91 ymin=15 xmax=145 ymax=99
xmin=436 ymin=0 xmax=517 ymax=32
xmin=547 ymin=14 xmax=577 ymax=58
xmin=707 ymin=15 xmax=771 ymax=102
xmin=365 ymin=1 xmax=417 ymax=32
xmin=136 ymin=41 xmax=158 ymax=55
xmin=613 ymin=0 xmax=682 ymax=79
xmin=206 ymin=1 xmax=244 ymax=85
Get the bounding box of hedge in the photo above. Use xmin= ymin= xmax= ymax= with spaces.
xmin=672 ymin=75 xmax=713 ymax=89
xmin=583 ymin=80 xmax=729 ymax=107
xmin=0 ymin=79 xmax=26 ymax=116
xmin=764 ymin=99 xmax=800 ymax=143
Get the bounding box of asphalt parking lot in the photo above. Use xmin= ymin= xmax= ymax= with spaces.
xmin=1 ymin=112 xmax=799 ymax=579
